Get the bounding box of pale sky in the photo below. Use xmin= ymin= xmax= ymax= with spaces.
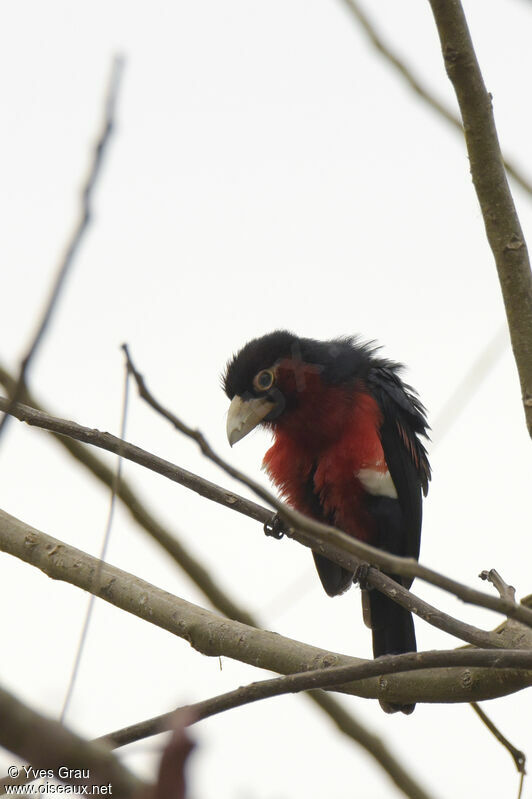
xmin=1 ymin=1 xmax=532 ymax=798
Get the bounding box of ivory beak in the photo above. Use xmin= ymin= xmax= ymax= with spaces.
xmin=226 ymin=394 xmax=275 ymax=446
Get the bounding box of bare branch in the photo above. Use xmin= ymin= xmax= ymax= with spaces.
xmin=470 ymin=702 xmax=526 ymax=777
xmin=0 ymin=684 xmax=143 ymax=798
xmin=480 ymin=569 xmax=517 ymax=605
xmin=1 ymin=507 xmax=532 ymax=706
xmin=0 ymin=393 xmax=270 ymax=520
xmin=366 ymin=568 xmax=497 ymax=648
xmin=102 ymin=693 xmax=435 ymax=799
xmin=0 ymin=57 xmax=124 ymax=440
xmin=60 ymin=363 xmax=130 ymax=723
xmin=2 ymin=392 xmax=532 ymax=636
xmin=99 ymin=653 xmax=532 ymax=746
xmin=427 ymin=0 xmax=532 ymax=435
xmin=339 ymin=0 xmax=532 ymax=195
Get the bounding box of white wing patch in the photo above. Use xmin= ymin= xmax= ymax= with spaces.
xmin=357 ymin=468 xmax=398 ymax=499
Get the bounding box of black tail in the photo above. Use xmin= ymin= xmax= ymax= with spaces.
xmin=368 ymin=588 xmax=416 ymax=715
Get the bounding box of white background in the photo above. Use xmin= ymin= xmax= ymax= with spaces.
xmin=1 ymin=1 xmax=532 ymax=797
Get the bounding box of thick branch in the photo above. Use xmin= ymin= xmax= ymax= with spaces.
xmin=1 ymin=507 xmax=531 ymax=705
xmin=428 ymin=0 xmax=532 ymax=435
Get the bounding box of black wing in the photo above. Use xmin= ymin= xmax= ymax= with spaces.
xmin=367 ymin=363 xmax=431 ymax=580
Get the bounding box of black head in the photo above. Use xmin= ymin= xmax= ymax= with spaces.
xmin=223 ymin=330 xmax=378 ymax=445
xmin=223 ymin=330 xmax=376 ymax=399
xmin=223 ymin=330 xmax=298 ymax=400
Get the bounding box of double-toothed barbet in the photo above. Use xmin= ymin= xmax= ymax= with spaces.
xmin=223 ymin=331 xmax=430 ymax=713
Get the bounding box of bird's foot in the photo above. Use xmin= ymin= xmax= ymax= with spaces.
xmin=353 ymin=562 xmax=372 ymax=590
xmin=264 ymin=513 xmax=285 ymax=539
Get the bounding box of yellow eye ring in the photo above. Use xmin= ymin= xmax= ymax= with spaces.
xmin=253 ymin=369 xmax=275 ymax=392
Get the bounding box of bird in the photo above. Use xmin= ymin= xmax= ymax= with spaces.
xmin=223 ymin=330 xmax=430 ymax=713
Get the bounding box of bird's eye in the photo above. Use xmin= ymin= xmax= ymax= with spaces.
xmin=253 ymin=369 xmax=275 ymax=392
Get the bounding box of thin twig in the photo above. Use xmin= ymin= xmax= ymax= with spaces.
xmin=369 ymin=568 xmax=498 ymax=647
xmin=427 ymin=0 xmax=532 ymax=436
xmin=0 ymin=57 xmax=124 ymax=440
xmin=98 ymin=658 xmax=532 ymax=746
xmin=59 ymin=362 xmax=130 ymax=722
xmin=480 ymin=569 xmax=517 ymax=605
xmin=101 ymin=693 xmax=435 ymax=799
xmin=1 ymin=506 xmax=531 ymax=706
xmin=339 ymin=0 xmax=532 ymax=195
xmin=470 ymin=703 xmax=526 ymax=792
xmin=1 ymin=391 xmax=531 ymax=635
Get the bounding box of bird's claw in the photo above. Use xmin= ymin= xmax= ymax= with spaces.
xmin=353 ymin=562 xmax=372 ymax=590
xmin=264 ymin=514 xmax=285 ymax=539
